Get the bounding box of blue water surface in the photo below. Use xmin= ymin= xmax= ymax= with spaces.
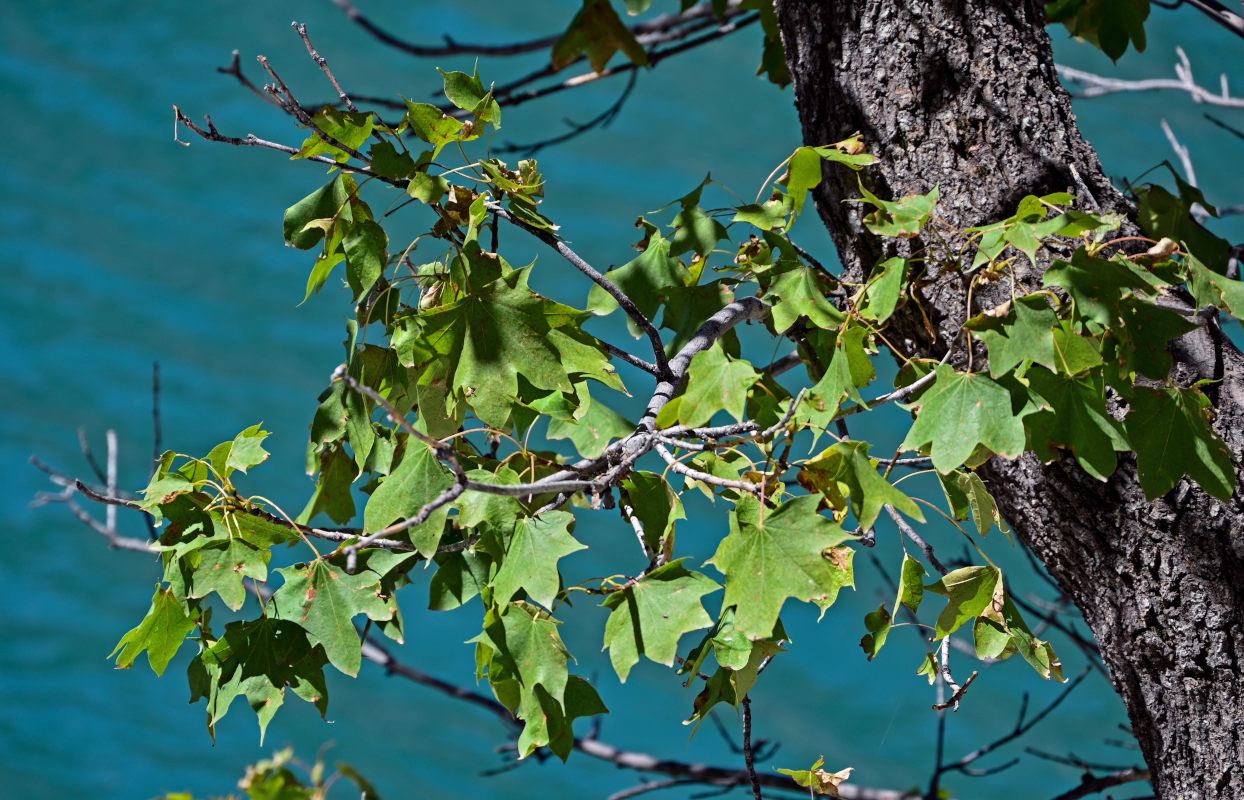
xmin=5 ymin=4 xmax=1240 ymax=799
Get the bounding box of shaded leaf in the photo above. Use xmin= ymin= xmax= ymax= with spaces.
xmin=602 ymin=560 xmax=720 ymax=681
xmin=268 ymin=560 xmax=394 ymax=676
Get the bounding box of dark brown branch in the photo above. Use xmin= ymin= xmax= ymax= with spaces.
xmin=328 ymin=0 xmax=743 ymax=59
xmin=216 ymin=50 xmax=280 ymax=106
xmin=1046 ymin=767 xmax=1152 ymax=800
xmin=886 ymin=504 xmax=949 ymax=575
xmin=495 ymin=69 xmax=638 ymax=156
xmin=740 ymin=696 xmax=763 ymax=800
xmin=484 ymin=13 xmax=760 ymax=114
xmin=940 ymin=668 xmax=1092 ymax=777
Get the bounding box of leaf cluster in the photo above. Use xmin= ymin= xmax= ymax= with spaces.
xmin=119 ymin=55 xmax=1241 ymax=766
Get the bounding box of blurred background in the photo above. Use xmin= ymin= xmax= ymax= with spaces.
xmin=4 ymin=3 xmax=1241 ymax=799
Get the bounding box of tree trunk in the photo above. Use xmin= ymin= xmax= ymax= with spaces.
xmin=774 ymin=2 xmax=1244 ymax=798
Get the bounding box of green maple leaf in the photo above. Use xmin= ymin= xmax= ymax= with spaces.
xmin=937 ymin=471 xmax=1013 ymax=540
xmin=268 ymin=560 xmax=395 ymax=677
xmin=678 ymin=344 xmax=759 ymax=428
xmin=1136 ymin=180 xmax=1231 ymax=273
xmin=900 ymin=365 xmax=1032 ymax=473
xmin=797 ymin=324 xmax=876 ymax=440
xmin=857 ymin=181 xmax=938 ymax=238
xmin=766 ymin=266 xmax=845 ymax=334
xmin=546 ymin=387 xmax=635 ymax=459
xmin=780 ymin=141 xmax=876 ymax=222
xmin=551 ymin=0 xmax=648 ymax=73
xmin=924 ymin=565 xmax=1002 ymax=639
xmin=297 ymin=443 xmax=358 ymax=526
xmin=1047 ymin=0 xmax=1149 ymax=61
xmin=363 ymin=439 xmax=454 ymax=556
xmin=1107 ymin=296 xmax=1197 ymax=381
xmin=799 ymin=440 xmax=924 ymax=531
xmin=669 ymin=189 xmax=729 ymax=259
xmin=184 ymin=536 xmax=270 ymax=612
xmin=861 ymin=553 xmax=926 ymax=661
xmin=204 ymin=424 xmax=271 ymax=479
xmin=859 ymin=603 xmax=892 ymax=661
xmin=619 ymin=471 xmax=684 ymax=556
xmin=1187 ymin=252 xmax=1244 ymax=318
xmin=293 ymin=107 xmax=374 ymax=164
xmin=1043 ymin=249 xmax=1149 ymax=328
xmin=428 ymin=548 xmax=491 ymax=611
xmin=110 ymin=586 xmax=199 ymax=676
xmin=586 ymin=234 xmax=689 ymax=320
xmin=1051 ymin=324 xmax=1104 ymax=375
xmin=964 ymin=294 xmax=1058 ymax=377
xmin=708 ymin=495 xmax=856 ymax=639
xmin=283 ymin=173 xmax=357 ymax=251
xmin=519 ymin=677 xmax=608 ymax=762
xmin=1024 ymin=367 xmax=1127 ymax=480
xmin=187 ymin=618 xmax=328 ymax=743
xmin=416 ymin=268 xmax=615 ymax=428
xmin=1124 ymin=386 xmax=1236 ymax=501
xmin=858 ymin=256 xmax=909 ymax=324
xmin=472 ymin=602 xmax=575 ymax=755
xmin=602 ymin=560 xmax=720 ymax=681
xmin=491 ymin=511 xmax=586 ymax=609
xmin=732 ymin=195 xmax=792 ymax=231
xmin=659 ymin=281 xmax=736 ymax=354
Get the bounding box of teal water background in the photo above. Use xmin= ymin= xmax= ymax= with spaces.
xmin=4 ymin=4 xmax=1242 ymax=799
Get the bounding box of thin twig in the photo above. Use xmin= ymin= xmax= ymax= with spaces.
xmin=294 ymin=22 xmax=358 ymax=112
xmin=607 ymin=779 xmax=701 ymax=800
xmin=940 ymin=667 xmax=1092 ymax=776
xmin=328 ymin=0 xmax=743 ymax=58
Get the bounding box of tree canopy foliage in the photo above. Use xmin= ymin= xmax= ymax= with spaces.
xmin=40 ymin=1 xmax=1244 ymax=798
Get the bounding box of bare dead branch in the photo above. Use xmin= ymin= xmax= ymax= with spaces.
xmin=1057 ymin=48 xmax=1244 ymax=108
xmin=294 ymin=21 xmax=358 ymax=113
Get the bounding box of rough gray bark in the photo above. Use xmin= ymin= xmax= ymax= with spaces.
xmin=774 ymin=2 xmax=1244 ymax=798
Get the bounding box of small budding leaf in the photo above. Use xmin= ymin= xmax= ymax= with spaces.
xmin=799 ymin=440 xmax=924 ymax=531
xmin=857 ymin=181 xmax=939 ymax=238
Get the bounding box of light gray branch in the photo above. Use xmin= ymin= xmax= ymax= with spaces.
xmin=1057 ymin=48 xmax=1244 ymax=108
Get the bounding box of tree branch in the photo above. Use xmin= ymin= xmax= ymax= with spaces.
xmin=1046 ymin=767 xmax=1152 ymax=800
xmin=1056 ymin=48 xmax=1244 ymax=108
xmin=327 ymin=0 xmax=746 ymax=59
xmin=489 ymin=202 xmax=672 ymax=378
